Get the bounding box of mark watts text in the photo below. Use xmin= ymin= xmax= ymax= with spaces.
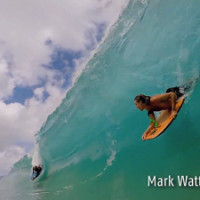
xmin=148 ymin=175 xmax=200 ymax=187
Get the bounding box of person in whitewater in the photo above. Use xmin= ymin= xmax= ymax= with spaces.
xmin=31 ymin=165 xmax=42 ymax=180
xmin=134 ymin=87 xmax=186 ymax=139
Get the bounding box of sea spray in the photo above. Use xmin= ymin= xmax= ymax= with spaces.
xmin=31 ymin=143 xmax=42 ymax=167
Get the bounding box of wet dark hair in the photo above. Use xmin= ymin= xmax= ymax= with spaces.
xmin=134 ymin=94 xmax=151 ymax=105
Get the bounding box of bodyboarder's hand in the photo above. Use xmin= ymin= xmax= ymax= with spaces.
xmin=170 ymin=110 xmax=177 ymax=119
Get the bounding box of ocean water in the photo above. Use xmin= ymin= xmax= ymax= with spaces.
xmin=1 ymin=0 xmax=200 ymax=199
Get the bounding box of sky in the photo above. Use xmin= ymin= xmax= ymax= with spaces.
xmin=0 ymin=0 xmax=129 ymax=176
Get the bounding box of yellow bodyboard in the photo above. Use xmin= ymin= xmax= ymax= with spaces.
xmin=142 ymin=98 xmax=184 ymax=140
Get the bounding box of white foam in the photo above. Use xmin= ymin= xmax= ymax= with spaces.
xmin=64 ymin=185 xmax=73 ymax=190
xmin=106 ymin=150 xmax=117 ymax=167
xmin=31 ymin=143 xmax=42 ymax=167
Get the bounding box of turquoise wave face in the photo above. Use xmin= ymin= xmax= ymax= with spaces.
xmin=1 ymin=0 xmax=200 ymax=199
